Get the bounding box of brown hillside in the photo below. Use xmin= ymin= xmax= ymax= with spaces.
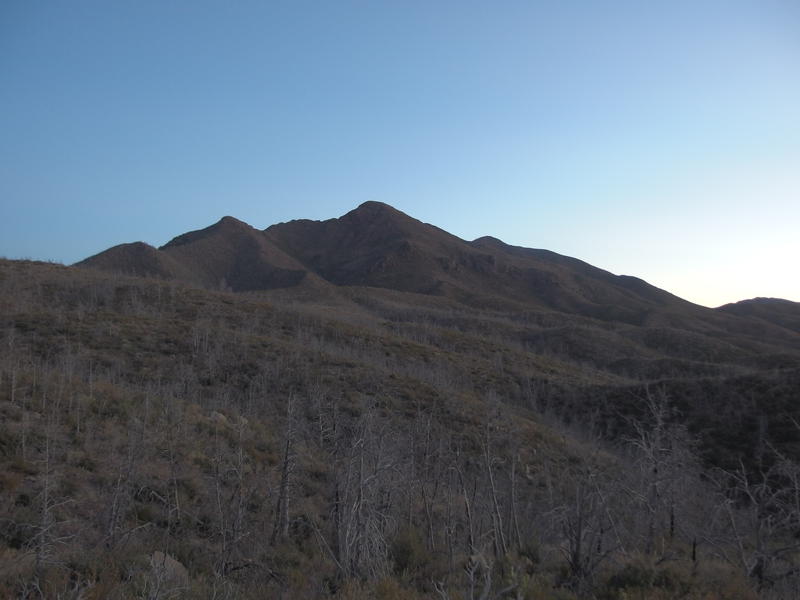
xmin=3 ymin=258 xmax=800 ymax=598
xmin=81 ymin=216 xmax=329 ymax=293
xmin=78 ymin=241 xmax=192 ymax=281
xmin=718 ymin=297 xmax=800 ymax=334
xmin=158 ymin=215 xmax=319 ymax=292
xmin=78 ymin=202 xmax=800 ymax=356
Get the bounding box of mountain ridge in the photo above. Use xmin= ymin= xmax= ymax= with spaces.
xmin=77 ymin=202 xmax=798 ymax=339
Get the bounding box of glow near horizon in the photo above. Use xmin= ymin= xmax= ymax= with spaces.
xmin=0 ymin=1 xmax=798 ymax=308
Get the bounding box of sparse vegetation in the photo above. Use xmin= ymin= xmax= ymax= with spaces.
xmin=1 ymin=253 xmax=799 ymax=598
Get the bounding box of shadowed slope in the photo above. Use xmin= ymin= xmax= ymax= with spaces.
xmin=78 ymin=241 xmax=194 ymax=281
xmin=80 ymin=216 xmax=325 ymax=293
xmin=264 ymin=201 xmax=699 ymax=319
xmin=158 ymin=216 xmax=315 ymax=292
xmin=76 ymin=202 xmax=800 ymax=357
xmin=264 ymin=201 xmax=466 ymax=293
xmin=718 ymin=298 xmax=800 ymax=334
xmin=468 ymin=235 xmax=693 ymax=321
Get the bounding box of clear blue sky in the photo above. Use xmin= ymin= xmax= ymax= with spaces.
xmin=2 ymin=0 xmax=798 ymax=307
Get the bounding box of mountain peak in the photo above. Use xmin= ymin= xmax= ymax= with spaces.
xmin=161 ymin=215 xmax=254 ymax=249
xmin=344 ymin=201 xmax=408 ymax=223
xmin=218 ymin=215 xmax=248 ymax=226
xmin=472 ymin=235 xmax=506 ymax=247
xmin=331 ymin=202 xmax=424 ymax=242
xmin=355 ymin=200 xmax=395 ymax=212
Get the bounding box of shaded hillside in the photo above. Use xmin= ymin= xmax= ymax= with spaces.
xmin=718 ymin=297 xmax=800 ymax=334
xmin=265 ymin=202 xmax=713 ymax=323
xmin=2 ymin=258 xmax=800 ymax=599
xmin=79 ymin=202 xmax=800 ymax=352
xmin=74 ymin=203 xmax=800 ymax=465
xmin=76 ymin=241 xmax=193 ymax=281
xmin=81 ymin=216 xmax=325 ymax=293
xmin=467 ymin=234 xmax=690 ymax=319
xmin=264 ymin=201 xmax=450 ymax=291
xmin=75 ymin=203 xmax=800 ymax=464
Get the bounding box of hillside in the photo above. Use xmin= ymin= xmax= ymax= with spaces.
xmin=2 ymin=206 xmax=799 ymax=598
xmin=79 ymin=202 xmax=800 ymax=389
xmin=718 ymin=297 xmax=800 ymax=334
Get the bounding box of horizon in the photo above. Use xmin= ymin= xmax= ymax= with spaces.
xmin=2 ymin=1 xmax=799 ymax=308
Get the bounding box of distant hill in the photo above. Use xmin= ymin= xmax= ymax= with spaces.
xmin=78 ymin=201 xmax=800 ymax=361
xmin=84 ymin=201 xmax=689 ymax=311
xmin=80 ymin=215 xmax=325 ymax=293
xmin=718 ymin=297 xmax=800 ymax=334
xmin=78 ymin=202 xmax=789 ymax=319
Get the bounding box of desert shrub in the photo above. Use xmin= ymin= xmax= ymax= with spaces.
xmin=9 ymin=457 xmax=38 ymax=476
xmin=74 ymin=454 xmax=97 ymax=472
xmin=374 ymin=576 xmax=420 ymax=600
xmin=517 ymin=573 xmax=579 ymax=600
xmin=390 ymin=526 xmax=430 ymax=577
xmin=517 ymin=540 xmax=541 ymax=567
xmin=333 ymin=577 xmax=421 ymax=600
xmin=0 ymin=469 xmax=23 ymax=494
xmin=598 ymin=561 xmax=697 ymax=600
xmin=0 ymin=427 xmax=18 ymax=457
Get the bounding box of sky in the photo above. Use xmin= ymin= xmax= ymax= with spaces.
xmin=1 ymin=0 xmax=798 ymax=308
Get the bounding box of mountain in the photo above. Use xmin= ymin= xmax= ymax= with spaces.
xmin=75 ymin=202 xmax=800 ymax=463
xmin=74 ymin=240 xmax=192 ymax=281
xmin=264 ymin=202 xmax=698 ymax=322
xmin=78 ymin=201 xmax=800 ymax=363
xmin=718 ymin=297 xmax=800 ymax=334
xmin=78 ymin=202 xmax=704 ymax=315
xmin=81 ymin=215 xmax=325 ymax=293
xmin=3 ymin=201 xmax=800 ymax=598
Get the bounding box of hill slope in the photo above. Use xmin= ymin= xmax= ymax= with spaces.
xmin=78 ymin=202 xmax=800 ymax=367
xmin=718 ymin=297 xmax=800 ymax=333
xmin=2 ymin=258 xmax=800 ymax=598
